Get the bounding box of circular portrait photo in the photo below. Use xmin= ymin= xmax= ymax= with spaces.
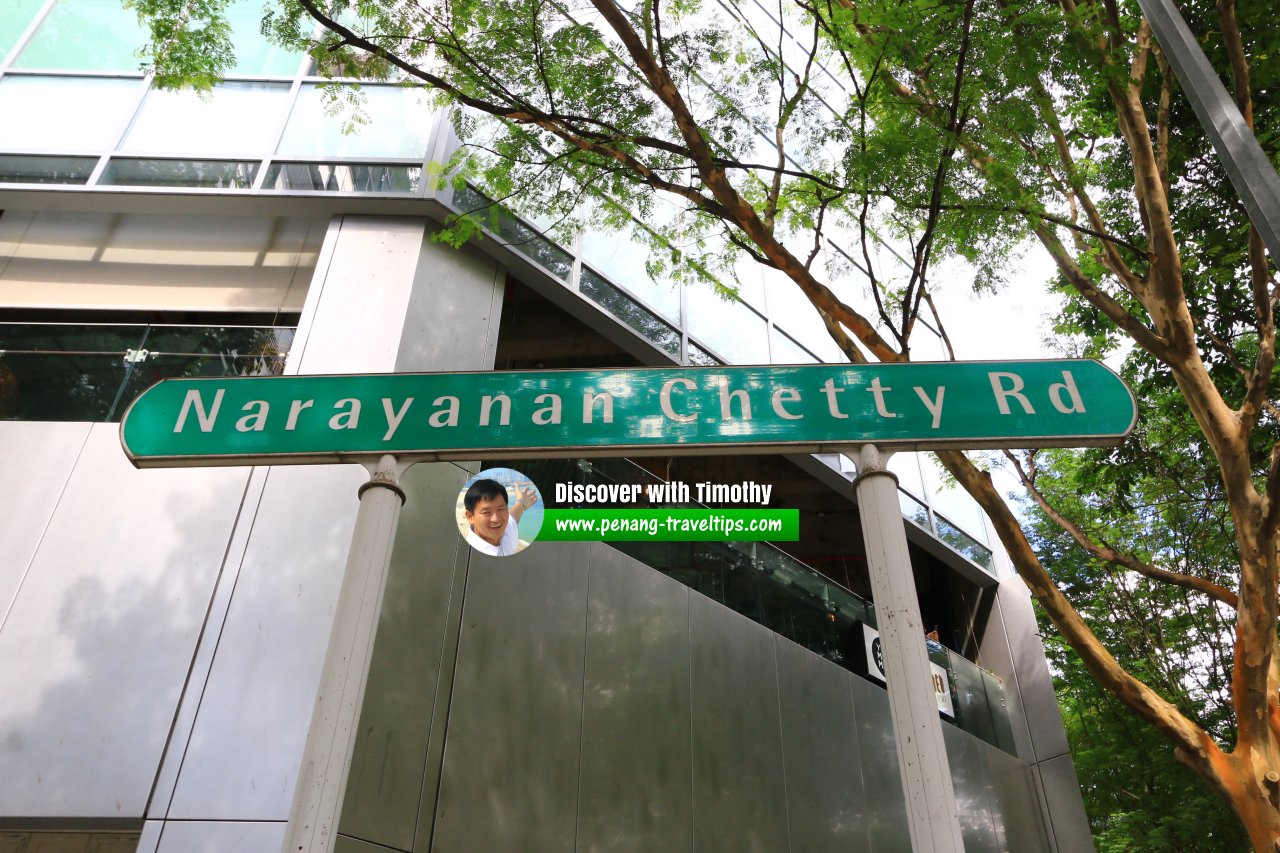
xmin=455 ymin=467 xmax=544 ymax=557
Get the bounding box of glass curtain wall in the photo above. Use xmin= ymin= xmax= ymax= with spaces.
xmin=0 ymin=0 xmax=430 ymax=192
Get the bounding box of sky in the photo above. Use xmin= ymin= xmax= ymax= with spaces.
xmin=928 ymin=250 xmax=1067 ymax=363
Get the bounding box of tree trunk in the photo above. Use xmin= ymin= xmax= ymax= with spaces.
xmin=1209 ymin=747 xmax=1280 ymax=852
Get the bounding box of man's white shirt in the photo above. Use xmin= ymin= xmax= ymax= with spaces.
xmin=465 ymin=516 xmax=520 ymax=556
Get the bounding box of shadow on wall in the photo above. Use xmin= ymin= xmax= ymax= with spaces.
xmin=0 ymin=423 xmax=359 ymax=824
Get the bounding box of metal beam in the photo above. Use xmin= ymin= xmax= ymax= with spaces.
xmin=1137 ymin=0 xmax=1280 ymax=263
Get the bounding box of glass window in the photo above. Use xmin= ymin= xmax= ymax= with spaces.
xmin=13 ymin=0 xmax=149 ymax=72
xmin=276 ymin=84 xmax=436 ymax=159
xmin=579 ymin=267 xmax=680 ymax=357
xmin=121 ymin=82 xmax=290 ymax=157
xmin=0 ymin=0 xmax=45 ymax=63
xmin=0 ymin=76 xmax=141 ymax=151
xmin=887 ymin=451 xmax=927 ymax=501
xmin=898 ymin=489 xmax=932 ymax=530
xmin=0 ymin=154 xmax=97 ymax=184
xmin=0 ymin=322 xmax=294 ymax=422
xmin=264 ymin=161 xmax=423 ymax=195
xmin=224 ymin=0 xmax=303 ymax=76
xmin=728 ymin=252 xmax=767 ymax=311
xmin=770 ymin=327 xmax=818 ymax=364
xmin=686 ymin=284 xmax=769 ymax=364
xmin=99 ymin=158 xmax=258 ymax=188
xmin=921 ymin=452 xmax=990 ymax=545
xmin=580 ymin=219 xmax=682 ymax=322
xmin=762 ymin=266 xmax=846 ymax=363
xmin=934 ymin=514 xmax=995 ymax=572
xmin=452 ymin=185 xmax=574 ymax=279
xmin=686 ymin=341 xmax=719 ymax=366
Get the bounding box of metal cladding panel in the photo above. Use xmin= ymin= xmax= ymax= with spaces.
xmin=1038 ymin=753 xmax=1096 ymax=853
xmin=288 ymin=216 xmax=423 ymax=375
xmin=849 ymin=676 xmax=911 ymax=853
xmin=0 ymin=211 xmax=323 ymax=313
xmin=992 ymin=577 xmax=1069 ymax=761
xmin=984 ymin=742 xmax=1053 ymax=852
xmin=336 ymin=835 xmax=405 ymax=853
xmin=688 ymin=594 xmax=790 ymax=853
xmin=397 ymin=231 xmax=503 ymax=374
xmin=773 ymin=638 xmax=872 ymax=852
xmin=430 ymin=541 xmax=590 ymax=853
xmin=0 ymin=424 xmax=250 ymax=816
xmin=152 ymin=820 xmax=286 ymax=853
xmin=166 ymin=463 xmax=367 ymax=820
xmin=976 ymin=584 xmax=1037 ymax=764
xmin=941 ymin=727 xmax=1001 ymax=853
xmin=338 ymin=462 xmax=470 ymax=851
xmin=576 ymin=552 xmax=694 ymax=853
xmin=136 ymin=820 xmax=162 ymax=853
xmin=0 ymin=422 xmax=90 ymax=620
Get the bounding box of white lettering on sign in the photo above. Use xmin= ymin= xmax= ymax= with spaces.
xmin=285 ymin=398 xmax=314 ymax=430
xmin=913 ymin=386 xmax=945 ymax=428
xmin=133 ymin=361 xmax=1131 ymax=469
xmin=381 ymin=398 xmax=413 ymax=440
xmin=660 ymin=378 xmax=697 ymax=423
xmin=718 ymin=379 xmax=753 ymax=421
xmin=173 ymin=388 xmax=224 ymax=433
xmin=236 ymin=400 xmax=269 ymax=432
xmin=479 ymin=394 xmax=510 ymax=427
xmin=988 ymin=372 xmax=1035 ymax=414
xmin=157 ymin=371 xmax=1092 ymax=438
xmin=429 ymin=395 xmax=459 ymax=428
xmin=583 ymin=390 xmax=614 ymax=424
xmin=771 ymin=388 xmax=803 ymax=420
xmin=532 ymin=393 xmax=562 ymax=426
xmin=866 ymin=376 xmax=898 ymax=418
xmin=329 ymin=398 xmax=361 ymax=430
xmin=820 ymin=377 xmax=848 ymax=419
xmin=1049 ymin=371 xmax=1086 ymax=414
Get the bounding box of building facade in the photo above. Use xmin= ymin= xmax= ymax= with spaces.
xmin=0 ymin=2 xmax=1093 ymax=851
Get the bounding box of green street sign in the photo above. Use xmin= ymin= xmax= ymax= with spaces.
xmin=120 ymin=360 xmax=1136 ymax=468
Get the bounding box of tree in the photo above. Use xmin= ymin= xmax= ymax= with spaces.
xmin=133 ymin=0 xmax=1280 ymax=844
xmin=1023 ymin=441 xmax=1248 ymax=848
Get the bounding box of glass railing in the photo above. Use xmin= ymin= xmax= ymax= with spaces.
xmin=451 ymin=185 xmax=575 ymax=281
xmin=0 ymin=322 xmax=295 ymax=422
xmin=934 ymin=513 xmax=995 ymax=572
xmin=512 ymin=456 xmax=1016 ymax=754
xmin=900 ymin=487 xmax=995 ymax=574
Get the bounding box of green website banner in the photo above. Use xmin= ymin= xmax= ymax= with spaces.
xmin=120 ymin=360 xmax=1136 ymax=467
xmin=540 ymin=509 xmax=801 ymax=541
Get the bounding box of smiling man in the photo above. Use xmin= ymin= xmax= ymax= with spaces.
xmin=462 ymin=478 xmax=539 ymax=557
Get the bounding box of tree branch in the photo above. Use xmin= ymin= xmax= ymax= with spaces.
xmin=1006 ymin=451 xmax=1240 ymax=608
xmin=590 ymin=0 xmax=903 ymax=362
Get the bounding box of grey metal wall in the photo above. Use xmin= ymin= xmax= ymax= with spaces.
xmin=0 ymin=421 xmax=252 ymax=817
xmin=337 ymin=527 xmax=1055 ymax=853
xmin=978 ymin=577 xmax=1094 ymax=852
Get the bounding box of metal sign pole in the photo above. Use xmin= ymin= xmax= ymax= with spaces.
xmin=282 ymin=454 xmax=410 ymax=853
xmin=850 ymin=444 xmax=965 ymax=853
xmin=1136 ymin=0 xmax=1280 ymax=264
